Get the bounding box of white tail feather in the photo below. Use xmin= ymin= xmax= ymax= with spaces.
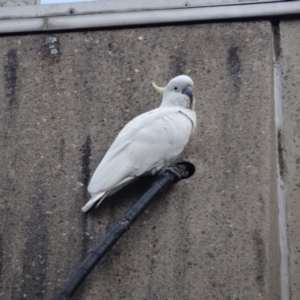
xmin=82 ymin=191 xmax=107 ymax=213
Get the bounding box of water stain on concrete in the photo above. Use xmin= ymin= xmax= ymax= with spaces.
xmin=79 ymin=135 xmax=92 ymax=258
xmin=18 ymin=184 xmax=48 ymax=300
xmin=227 ymin=45 xmax=242 ymax=94
xmin=272 ymin=19 xmax=281 ymax=62
xmin=253 ymin=229 xmax=266 ymax=293
xmin=4 ymin=49 xmax=18 ymax=122
xmin=80 ymin=135 xmax=92 ymax=191
xmin=277 ymin=130 xmax=286 ymax=178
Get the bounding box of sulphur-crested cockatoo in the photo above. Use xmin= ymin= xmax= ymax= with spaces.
xmin=82 ymin=75 xmax=196 ymax=212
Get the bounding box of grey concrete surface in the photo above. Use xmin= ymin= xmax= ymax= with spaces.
xmin=0 ymin=22 xmax=280 ymax=300
xmin=281 ymin=20 xmax=300 ymax=300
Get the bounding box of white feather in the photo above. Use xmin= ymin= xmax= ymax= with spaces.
xmin=82 ymin=75 xmax=196 ymax=212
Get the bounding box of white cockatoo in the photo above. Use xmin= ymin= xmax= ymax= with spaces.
xmin=82 ymin=75 xmax=196 ymax=212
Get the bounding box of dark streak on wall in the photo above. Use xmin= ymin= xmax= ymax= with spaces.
xmin=4 ymin=49 xmax=18 ymax=111
xmin=80 ymin=135 xmax=92 ymax=258
xmin=227 ymin=45 xmax=242 ymax=94
xmin=253 ymin=229 xmax=266 ymax=293
xmin=19 ymin=178 xmax=48 ymax=300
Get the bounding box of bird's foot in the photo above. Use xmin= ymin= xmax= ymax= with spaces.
xmin=158 ymin=167 xmax=181 ymax=179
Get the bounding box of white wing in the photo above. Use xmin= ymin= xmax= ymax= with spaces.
xmin=84 ymin=107 xmax=196 ymax=210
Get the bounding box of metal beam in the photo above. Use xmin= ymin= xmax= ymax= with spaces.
xmin=0 ymin=0 xmax=283 ymax=20
xmin=0 ymin=1 xmax=299 ymax=33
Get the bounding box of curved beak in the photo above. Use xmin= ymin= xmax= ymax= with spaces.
xmin=182 ymin=86 xmax=193 ymax=102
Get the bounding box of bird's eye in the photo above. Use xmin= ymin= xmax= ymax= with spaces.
xmin=174 ymin=87 xmax=178 ymax=91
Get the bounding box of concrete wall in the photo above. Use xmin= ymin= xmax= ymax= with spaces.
xmin=281 ymin=20 xmax=300 ymax=300
xmin=0 ymin=22 xmax=282 ymax=300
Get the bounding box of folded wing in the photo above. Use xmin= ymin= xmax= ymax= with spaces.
xmin=87 ymin=107 xmax=196 ymax=204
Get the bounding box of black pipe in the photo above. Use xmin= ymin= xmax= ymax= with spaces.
xmin=55 ymin=162 xmax=195 ymax=300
